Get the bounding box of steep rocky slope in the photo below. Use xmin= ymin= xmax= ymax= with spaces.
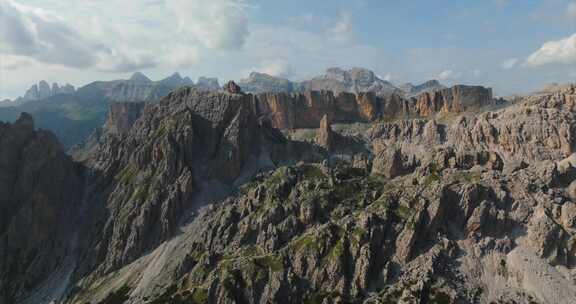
xmin=1 ymin=84 xmax=576 ymax=304
xmin=0 ymin=114 xmax=83 ymax=304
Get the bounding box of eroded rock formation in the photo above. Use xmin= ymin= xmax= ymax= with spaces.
xmin=2 ymin=84 xmax=576 ymax=304
xmin=253 ymin=84 xmax=493 ymax=129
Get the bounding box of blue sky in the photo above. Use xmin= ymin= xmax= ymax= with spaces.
xmin=1 ymin=0 xmax=575 ymax=99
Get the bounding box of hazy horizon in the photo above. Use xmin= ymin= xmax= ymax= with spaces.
xmin=1 ymin=0 xmax=576 ymax=99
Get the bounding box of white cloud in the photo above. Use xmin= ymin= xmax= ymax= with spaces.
xmin=229 ymin=22 xmax=388 ymax=82
xmin=436 ymin=69 xmax=462 ymax=80
xmin=245 ymin=59 xmax=293 ymax=78
xmin=165 ymin=0 xmax=250 ymax=50
xmin=501 ymin=57 xmax=519 ymax=69
xmin=0 ymin=54 xmax=35 ymax=70
xmin=0 ymin=0 xmax=102 ymax=68
xmin=326 ymin=12 xmax=354 ymax=44
xmin=526 ymin=33 xmax=576 ymax=67
xmin=162 ymin=46 xmax=201 ymax=69
xmin=0 ymin=0 xmax=159 ymax=72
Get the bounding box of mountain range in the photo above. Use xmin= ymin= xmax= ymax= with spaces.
xmin=1 ymin=74 xmax=575 ymax=303
xmin=238 ymin=67 xmax=445 ymax=97
xmin=0 ymin=72 xmax=220 ymax=148
xmin=0 ymin=67 xmax=448 ymax=149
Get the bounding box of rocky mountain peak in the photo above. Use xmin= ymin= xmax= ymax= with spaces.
xmin=51 ymin=82 xmax=60 ymax=93
xmin=38 ymin=80 xmax=51 ymax=97
xmin=400 ymin=79 xmax=446 ymax=97
xmin=18 ymin=81 xmax=76 ymax=103
xmin=196 ymin=76 xmax=221 ymax=91
xmin=159 ymin=72 xmax=194 ymax=87
xmin=303 ymin=67 xmax=402 ymax=97
xmin=324 ymin=67 xmax=350 ymax=82
xmin=224 ymin=80 xmax=242 ymax=94
xmin=129 ymin=71 xmax=152 ymax=83
xmin=14 ymin=112 xmax=34 ymax=130
xmin=349 ymin=66 xmax=376 ymax=82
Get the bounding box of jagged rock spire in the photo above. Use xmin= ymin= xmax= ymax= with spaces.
xmin=224 ymin=81 xmax=242 ymax=94
xmin=316 ymin=114 xmax=333 ymax=151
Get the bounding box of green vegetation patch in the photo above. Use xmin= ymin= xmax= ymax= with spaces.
xmin=428 ymin=289 xmax=452 ymax=304
xmin=300 ymin=164 xmax=327 ymax=181
xmin=254 ymin=255 xmax=283 ymax=272
xmin=116 ymin=165 xmax=138 ymax=185
xmin=190 ymin=288 xmax=209 ymax=303
xmin=395 ymin=204 xmax=414 ymax=220
xmin=265 ymin=166 xmax=290 ymax=188
xmin=149 ymin=285 xmax=209 ymax=304
xmin=423 ymin=163 xmax=442 ymax=187
xmin=304 ymin=290 xmax=341 ymax=304
xmin=325 ymin=238 xmax=345 ymax=262
xmin=289 ymin=233 xmax=321 ymax=253
xmin=452 ymin=171 xmax=481 ymax=184
xmin=98 ymin=286 xmax=131 ymax=304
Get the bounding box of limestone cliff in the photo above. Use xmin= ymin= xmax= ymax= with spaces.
xmin=253 ymin=84 xmax=493 ymax=129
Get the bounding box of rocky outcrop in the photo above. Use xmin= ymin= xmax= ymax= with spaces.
xmin=252 ymin=84 xmax=494 ymax=130
xmin=371 ymin=146 xmax=405 ymax=178
xmin=0 ymin=113 xmax=82 ymax=303
xmin=414 ymin=85 xmax=493 ymax=116
xmin=316 ymin=115 xmax=334 ymax=150
xmin=105 ymin=102 xmax=146 ymax=135
xmin=224 ymin=81 xmax=242 ymax=94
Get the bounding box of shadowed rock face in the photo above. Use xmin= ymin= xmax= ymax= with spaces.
xmin=3 ymin=85 xmax=576 ymax=304
xmin=0 ymin=113 xmax=82 ymax=303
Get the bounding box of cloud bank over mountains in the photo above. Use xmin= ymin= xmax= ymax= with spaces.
xmin=0 ymin=0 xmax=250 ymax=72
xmin=526 ymin=33 xmax=576 ymax=67
xmin=0 ymin=0 xmax=157 ymax=72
